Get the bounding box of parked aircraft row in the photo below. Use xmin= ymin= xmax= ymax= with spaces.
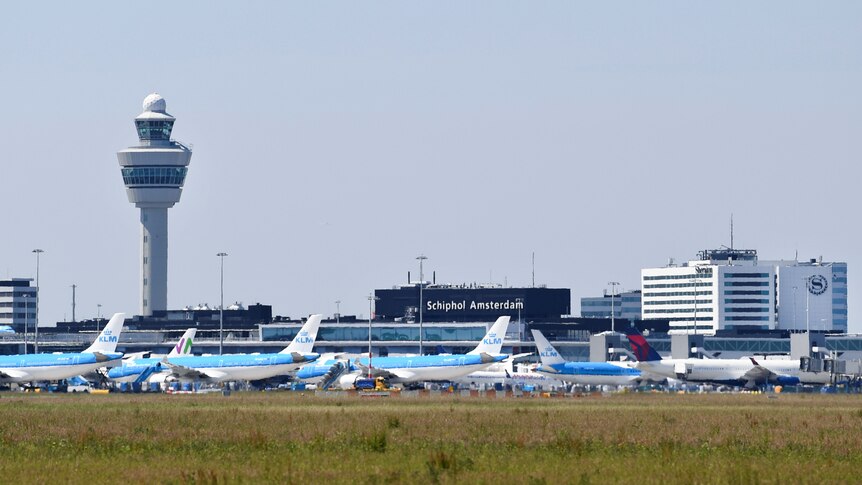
xmin=0 ymin=314 xmax=838 ymax=391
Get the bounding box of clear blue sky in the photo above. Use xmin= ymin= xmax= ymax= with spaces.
xmin=1 ymin=2 xmax=860 ymax=330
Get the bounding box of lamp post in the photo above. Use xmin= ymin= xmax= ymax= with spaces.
xmin=515 ymin=297 xmax=524 ymax=342
xmin=32 ymin=249 xmax=44 ymax=353
xmin=217 ymin=252 xmax=228 ymax=355
xmin=793 ymin=285 xmax=798 ymax=329
xmin=416 ymin=255 xmax=428 ymax=355
xmin=608 ymin=281 xmax=619 ymax=333
xmin=335 ymin=300 xmax=341 ymax=324
xmin=97 ymin=303 xmax=102 ymax=332
xmin=805 ymin=276 xmax=811 ymax=334
xmin=71 ymin=284 xmax=77 ymax=323
xmin=368 ymin=294 xmax=379 ymax=378
xmin=692 ymin=266 xmax=708 ymax=335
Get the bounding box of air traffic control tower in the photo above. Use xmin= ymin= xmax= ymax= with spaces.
xmin=117 ymin=94 xmax=192 ymax=316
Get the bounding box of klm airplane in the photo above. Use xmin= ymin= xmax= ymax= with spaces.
xmin=106 ymin=328 xmax=197 ymax=383
xmin=335 ymin=316 xmax=512 ymax=387
xmin=531 ymin=329 xmax=642 ymax=386
xmin=155 ymin=314 xmax=322 ymax=383
xmin=0 ymin=313 xmax=126 ymax=383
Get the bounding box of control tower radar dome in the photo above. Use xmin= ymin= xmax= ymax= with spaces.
xmin=142 ymin=93 xmax=167 ymax=113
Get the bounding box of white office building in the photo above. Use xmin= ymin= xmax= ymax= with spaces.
xmin=642 ymin=249 xmax=847 ymax=335
xmin=774 ymin=260 xmax=847 ymax=332
xmin=0 ymin=279 xmax=37 ymax=328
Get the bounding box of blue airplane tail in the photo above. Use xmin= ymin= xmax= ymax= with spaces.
xmin=623 ymin=327 xmax=663 ymax=362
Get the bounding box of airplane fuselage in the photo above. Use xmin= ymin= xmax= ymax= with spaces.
xmin=357 ymin=354 xmax=505 ymax=383
xmin=164 ymin=353 xmax=318 ymax=382
xmin=0 ymin=352 xmax=123 ymax=383
xmin=535 ymin=361 xmax=642 ymax=386
xmin=638 ymin=358 xmax=831 ymax=386
xmin=454 ymin=370 xmax=566 ymax=389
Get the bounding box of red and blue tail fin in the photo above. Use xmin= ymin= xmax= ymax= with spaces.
xmin=623 ymin=327 xmax=663 ymax=362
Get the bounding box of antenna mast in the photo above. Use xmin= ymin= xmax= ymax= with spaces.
xmin=532 ymin=252 xmax=535 ymax=287
xmin=730 ymin=214 xmax=734 ymax=250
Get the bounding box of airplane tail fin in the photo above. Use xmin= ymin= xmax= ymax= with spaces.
xmin=84 ymin=313 xmax=126 ymax=353
xmin=530 ymin=329 xmax=566 ymax=366
xmin=623 ymin=326 xmax=663 ymax=362
xmin=467 ymin=316 xmax=510 ymax=355
xmin=168 ymin=328 xmax=197 ymax=356
xmin=281 ymin=314 xmax=322 ymax=354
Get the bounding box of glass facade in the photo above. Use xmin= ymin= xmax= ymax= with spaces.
xmin=645 ymin=308 xmax=713 ymax=314
xmin=644 ymin=299 xmax=712 ymax=306
xmin=644 ymin=282 xmax=714 ymax=289
xmin=135 ymin=120 xmax=174 ymax=140
xmin=122 ymin=167 xmax=187 ymax=186
xmin=643 ymin=271 xmax=713 ymax=281
xmin=643 ymin=291 xmax=712 ymax=297
xmin=261 ymin=325 xmax=488 ymax=343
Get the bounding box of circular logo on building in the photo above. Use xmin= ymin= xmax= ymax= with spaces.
xmin=807 ymin=275 xmax=828 ymax=295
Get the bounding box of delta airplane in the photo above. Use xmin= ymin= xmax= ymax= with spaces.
xmin=623 ymin=327 xmax=831 ymax=388
xmin=0 ymin=313 xmax=126 ymax=383
xmin=531 ymin=329 xmax=642 ymax=386
xmin=106 ymin=328 xmax=197 ymax=383
xmin=156 ymin=314 xmax=323 ymax=383
xmin=338 ymin=316 xmax=512 ymax=387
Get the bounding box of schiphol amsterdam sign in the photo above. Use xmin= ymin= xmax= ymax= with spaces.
xmin=426 ymin=299 xmax=524 ymax=313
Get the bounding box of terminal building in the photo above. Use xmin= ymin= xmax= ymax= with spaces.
xmin=580 ymin=290 xmax=642 ymax=320
xmin=641 ymin=248 xmax=847 ymax=335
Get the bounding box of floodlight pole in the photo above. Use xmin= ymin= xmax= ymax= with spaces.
xmin=608 ymin=281 xmax=619 ymax=333
xmin=217 ymin=252 xmax=228 ymax=355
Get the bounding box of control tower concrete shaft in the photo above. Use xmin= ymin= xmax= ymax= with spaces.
xmin=117 ymin=94 xmax=192 ymax=316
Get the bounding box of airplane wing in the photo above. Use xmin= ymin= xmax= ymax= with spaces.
xmin=740 ymin=358 xmax=776 ymax=388
xmin=161 ymin=359 xmax=223 ymax=381
xmin=0 ymin=369 xmax=32 ymax=381
xmin=352 ymin=359 xmax=409 ymax=380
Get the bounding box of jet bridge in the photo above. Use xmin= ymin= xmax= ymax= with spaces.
xmin=589 ymin=333 xmax=624 ymax=362
xmin=671 ymin=334 xmax=705 ymax=359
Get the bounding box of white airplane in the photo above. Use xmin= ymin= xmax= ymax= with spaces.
xmin=0 ymin=313 xmax=126 ymax=383
xmin=337 ymin=316 xmax=512 ymax=388
xmin=106 ymin=328 xmax=197 ymax=383
xmin=453 ymin=364 xmax=567 ymax=390
xmin=157 ymin=315 xmax=323 ymax=383
xmin=624 ymin=327 xmax=831 ymax=388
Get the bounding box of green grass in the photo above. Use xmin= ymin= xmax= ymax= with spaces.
xmin=1 ymin=392 xmax=861 ymax=484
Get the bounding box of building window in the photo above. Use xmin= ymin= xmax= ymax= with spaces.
xmin=122 ymin=166 xmax=187 ymax=186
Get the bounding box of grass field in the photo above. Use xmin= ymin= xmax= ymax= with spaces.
xmin=1 ymin=391 xmax=861 ymax=484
